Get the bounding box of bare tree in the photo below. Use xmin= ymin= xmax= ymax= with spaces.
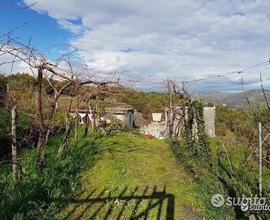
xmin=0 ymin=34 xmax=122 ymax=170
xmin=165 ymin=80 xmax=190 ymax=139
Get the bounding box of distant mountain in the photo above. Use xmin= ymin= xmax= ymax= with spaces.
xmin=199 ymin=89 xmax=270 ymax=109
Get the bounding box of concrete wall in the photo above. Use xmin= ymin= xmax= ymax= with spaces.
xmin=141 ymin=122 xmax=166 ymax=139
xmin=70 ymin=111 xmax=134 ymax=128
xmin=114 ymin=114 xmax=125 ymax=121
xmin=203 ymin=106 xmax=216 ymax=137
xmin=163 ymin=106 xmax=216 ymax=137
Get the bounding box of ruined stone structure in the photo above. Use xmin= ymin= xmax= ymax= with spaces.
xmin=69 ymin=106 xmax=134 ymax=128
xmin=142 ymin=106 xmax=216 ymax=139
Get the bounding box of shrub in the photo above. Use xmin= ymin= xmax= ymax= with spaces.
xmin=105 ymin=118 xmax=125 ymax=135
xmin=170 ymin=138 xmax=270 ymax=219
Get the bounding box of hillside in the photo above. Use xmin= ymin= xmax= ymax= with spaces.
xmin=199 ymin=89 xmax=270 ymax=109
xmin=1 ymin=73 xmax=270 ymax=219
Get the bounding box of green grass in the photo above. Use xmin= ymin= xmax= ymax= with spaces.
xmin=57 ymin=133 xmax=233 ymax=219
xmin=0 ymin=128 xmax=101 ymax=220
xmin=2 ymin=130 xmax=252 ymax=219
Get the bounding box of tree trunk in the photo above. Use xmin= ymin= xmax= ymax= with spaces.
xmin=54 ymin=92 xmax=58 ymax=110
xmin=58 ymin=96 xmax=73 ymax=157
xmin=11 ymin=102 xmax=19 ymax=184
xmin=58 ymin=118 xmax=72 ymax=157
xmin=36 ymin=68 xmax=44 ymax=128
xmin=36 ymin=68 xmax=45 ymax=170
xmin=36 ymin=128 xmax=50 ymax=170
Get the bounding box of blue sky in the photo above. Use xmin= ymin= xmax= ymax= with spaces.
xmin=1 ymin=0 xmax=270 ymax=92
xmin=0 ymin=0 xmax=72 ymax=59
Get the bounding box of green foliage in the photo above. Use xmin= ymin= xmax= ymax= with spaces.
xmin=216 ymin=106 xmax=257 ymax=147
xmin=105 ymin=118 xmax=125 ymax=135
xmin=193 ymin=100 xmax=209 ymax=155
xmin=170 ymin=137 xmax=270 ymax=219
xmin=216 ymin=106 xmax=251 ymax=136
xmin=186 ymin=102 xmax=194 ymax=150
xmin=0 ymin=108 xmax=10 ymax=158
xmin=185 ymin=100 xmax=209 ymax=157
xmin=0 ymin=130 xmax=100 ymax=219
xmin=7 ymin=73 xmax=35 ymax=92
xmin=170 ymin=140 xmax=234 ymax=219
xmin=0 ymin=107 xmax=32 ymax=159
xmin=0 ymin=74 xmax=7 ymax=107
xmin=118 ymin=91 xmax=169 ymax=119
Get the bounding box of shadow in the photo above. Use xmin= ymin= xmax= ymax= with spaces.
xmin=58 ymin=186 xmax=175 ymax=220
xmin=100 ymin=145 xmax=153 ymax=155
xmin=100 ymin=139 xmax=154 ymax=155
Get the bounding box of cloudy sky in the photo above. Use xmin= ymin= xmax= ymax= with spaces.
xmin=1 ymin=0 xmax=270 ymax=92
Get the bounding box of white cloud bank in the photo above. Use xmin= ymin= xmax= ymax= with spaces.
xmin=22 ymin=0 xmax=270 ymax=91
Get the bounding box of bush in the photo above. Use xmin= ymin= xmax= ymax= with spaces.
xmin=0 ymin=107 xmax=33 ymax=160
xmin=105 ymin=118 xmax=125 ymax=136
xmin=170 ymin=140 xmax=234 ymax=219
xmin=0 ymin=74 xmax=7 ymax=107
xmin=170 ymin=138 xmax=270 ymax=219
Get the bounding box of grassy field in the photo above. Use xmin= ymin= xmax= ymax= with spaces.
xmin=56 ymin=133 xmax=232 ymax=219
xmin=1 ymin=129 xmax=237 ymax=219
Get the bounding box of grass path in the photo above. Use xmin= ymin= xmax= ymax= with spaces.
xmin=57 ymin=133 xmax=204 ymax=220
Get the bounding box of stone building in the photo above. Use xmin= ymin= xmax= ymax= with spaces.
xmin=69 ymin=105 xmax=134 ymax=128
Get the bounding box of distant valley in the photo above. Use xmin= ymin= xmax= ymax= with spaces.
xmin=199 ymin=89 xmax=270 ymax=109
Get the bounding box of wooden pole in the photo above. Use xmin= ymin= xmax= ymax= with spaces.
xmin=258 ymin=122 xmax=262 ymax=196
xmin=83 ymin=99 xmax=90 ymax=137
xmin=11 ymin=101 xmax=19 ymax=184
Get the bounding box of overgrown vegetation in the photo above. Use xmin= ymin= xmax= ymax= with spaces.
xmin=186 ymin=100 xmax=209 ymax=156
xmin=0 ymin=107 xmax=33 ymax=160
xmin=171 ymin=137 xmax=270 ymax=219
xmin=117 ymin=91 xmax=167 ymax=120
xmin=0 ymin=128 xmax=101 ymax=219
xmin=171 ymin=103 xmax=270 ymax=219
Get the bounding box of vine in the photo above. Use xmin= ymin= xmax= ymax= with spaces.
xmin=186 ymin=101 xmax=195 ymax=152
xmin=185 ymin=100 xmax=209 ymax=157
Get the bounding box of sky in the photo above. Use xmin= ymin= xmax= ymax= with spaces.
xmin=1 ymin=0 xmax=270 ymax=92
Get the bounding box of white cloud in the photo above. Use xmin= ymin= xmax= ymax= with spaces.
xmin=0 ymin=53 xmax=36 ymax=75
xmin=20 ymin=0 xmax=270 ymax=91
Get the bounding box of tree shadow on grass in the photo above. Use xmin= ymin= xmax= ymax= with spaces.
xmin=56 ymin=186 xmax=175 ymax=220
xmin=100 ymin=141 xmax=153 ymax=155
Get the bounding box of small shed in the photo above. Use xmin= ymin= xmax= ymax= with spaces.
xmin=69 ymin=104 xmax=134 ymax=128
xmin=105 ymin=106 xmax=134 ymax=128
